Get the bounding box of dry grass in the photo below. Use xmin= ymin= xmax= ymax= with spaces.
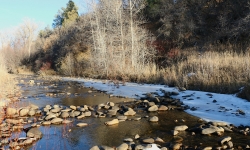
xmin=0 ymin=56 xmax=17 ymax=100
xmin=158 ymin=51 xmax=250 ymax=93
xmin=105 ymin=50 xmax=250 ymax=94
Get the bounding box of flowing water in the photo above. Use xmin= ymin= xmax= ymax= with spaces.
xmin=8 ymin=76 xmax=250 ymax=150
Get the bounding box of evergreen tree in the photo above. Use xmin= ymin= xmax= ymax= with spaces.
xmin=52 ymin=0 xmax=79 ymax=28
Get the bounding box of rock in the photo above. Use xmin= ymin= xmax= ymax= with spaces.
xmin=61 ymin=112 xmax=69 ymax=118
xmin=42 ymin=121 xmax=51 ymax=125
xmin=124 ymin=138 xmax=133 ymax=142
xmin=100 ymin=145 xmax=114 ymax=150
xmin=155 ymin=137 xmax=164 ymax=143
xmin=158 ymin=105 xmax=168 ymax=111
xmin=227 ymin=141 xmax=233 ymax=148
xmin=148 ymin=105 xmax=158 ymax=112
xmin=77 ymin=123 xmax=88 ymax=127
xmin=135 ymin=145 xmax=145 ymax=150
xmin=6 ymin=108 xmax=17 ymax=116
xmin=27 ymin=128 xmax=43 ymax=139
xmin=51 ymin=118 xmax=63 ymax=124
xmin=6 ymin=119 xmax=23 ymax=124
xmin=219 ymin=136 xmax=231 ymax=145
xmin=105 ymin=119 xmax=119 ymax=126
xmin=29 ymin=80 xmax=35 ymax=84
xmin=172 ymin=130 xmax=179 ymax=136
xmin=172 ymin=143 xmax=182 ymax=150
xmin=69 ymin=111 xmax=76 ymax=117
xmin=70 ymin=105 xmax=77 ymax=110
xmin=30 ymin=104 xmax=39 ymax=110
xmin=77 ymin=114 xmax=85 ymax=119
xmin=107 ymin=109 xmax=117 ymax=116
xmin=143 ymin=138 xmax=155 ymax=144
xmin=135 ymin=134 xmax=140 ymax=139
xmin=19 ymin=108 xmax=29 ymax=116
xmin=45 ymin=114 xmax=56 ymax=120
xmin=149 ymin=116 xmax=159 ymax=122
xmin=117 ymin=116 xmax=127 ymax=120
xmin=51 ymin=108 xmax=61 ymax=113
xmin=203 ymin=147 xmax=213 ymax=150
xmin=144 ymin=144 xmax=161 ymax=150
xmin=108 ymin=102 xmax=115 ymax=107
xmin=84 ymin=111 xmax=92 ymax=117
xmin=23 ymin=138 xmax=33 ymax=145
xmin=161 ymin=147 xmax=168 ymax=150
xmin=73 ymin=111 xmax=81 ymax=117
xmin=90 ymin=146 xmax=100 ymax=150
xmin=174 ymin=125 xmax=188 ymax=131
xmin=212 ymin=122 xmax=228 ymax=126
xmin=62 ymin=120 xmax=72 ymax=124
xmin=28 ymin=109 xmax=36 ymax=116
xmin=173 ymin=136 xmax=183 ymax=143
xmin=124 ymin=108 xmax=136 ymax=116
xmin=117 ymin=143 xmax=129 ymax=150
xmin=202 ymin=126 xmax=224 ymax=135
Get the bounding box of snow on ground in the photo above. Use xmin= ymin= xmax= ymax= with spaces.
xmin=62 ymin=77 xmax=250 ymax=126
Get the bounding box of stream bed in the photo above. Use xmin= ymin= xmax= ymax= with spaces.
xmin=4 ymin=75 xmax=250 ymax=150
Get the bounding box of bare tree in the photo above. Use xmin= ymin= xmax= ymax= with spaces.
xmin=87 ymin=0 xmax=155 ymax=78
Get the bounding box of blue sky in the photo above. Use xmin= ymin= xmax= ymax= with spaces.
xmin=0 ymin=0 xmax=84 ymax=31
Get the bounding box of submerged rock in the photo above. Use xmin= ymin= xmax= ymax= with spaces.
xmin=105 ymin=119 xmax=119 ymax=126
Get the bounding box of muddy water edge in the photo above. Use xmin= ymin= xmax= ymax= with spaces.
xmin=4 ymin=75 xmax=250 ymax=150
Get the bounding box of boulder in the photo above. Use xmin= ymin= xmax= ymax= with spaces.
xmin=27 ymin=128 xmax=43 ymax=139
xmin=219 ymin=136 xmax=231 ymax=145
xmin=90 ymin=146 xmax=100 ymax=150
xmin=61 ymin=112 xmax=69 ymax=118
xmin=28 ymin=109 xmax=36 ymax=116
xmin=158 ymin=105 xmax=168 ymax=111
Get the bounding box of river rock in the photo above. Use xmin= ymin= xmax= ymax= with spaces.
xmin=172 ymin=130 xmax=179 ymax=136
xmin=42 ymin=121 xmax=51 ymax=125
xmin=45 ymin=113 xmax=56 ymax=120
xmin=124 ymin=138 xmax=133 ymax=142
xmin=202 ymin=126 xmax=224 ymax=135
xmin=135 ymin=134 xmax=140 ymax=139
xmin=51 ymin=118 xmax=63 ymax=124
xmin=61 ymin=112 xmax=69 ymax=118
xmin=135 ymin=145 xmax=145 ymax=150
xmin=77 ymin=123 xmax=88 ymax=127
xmin=90 ymin=146 xmax=100 ymax=150
xmin=30 ymin=104 xmax=39 ymax=110
xmin=124 ymin=108 xmax=136 ymax=116
xmin=51 ymin=108 xmax=61 ymax=113
xmin=62 ymin=120 xmax=72 ymax=124
xmin=143 ymin=138 xmax=155 ymax=144
xmin=117 ymin=143 xmax=129 ymax=150
xmin=70 ymin=105 xmax=77 ymax=110
xmin=100 ymin=146 xmax=114 ymax=150
xmin=174 ymin=125 xmax=188 ymax=131
xmin=172 ymin=143 xmax=182 ymax=150
xmin=28 ymin=109 xmax=36 ymax=116
xmin=227 ymin=141 xmax=233 ymax=148
xmin=219 ymin=136 xmax=231 ymax=145
xmin=84 ymin=111 xmax=92 ymax=117
xmin=158 ymin=105 xmax=168 ymax=111
xmin=105 ymin=119 xmax=119 ymax=126
xmin=173 ymin=136 xmax=183 ymax=143
xmin=108 ymin=102 xmax=115 ymax=107
xmin=148 ymin=105 xmax=158 ymax=112
xmin=69 ymin=111 xmax=75 ymax=117
xmin=27 ymin=128 xmax=43 ymax=139
xmin=6 ymin=119 xmax=23 ymax=125
xmin=155 ymin=137 xmax=164 ymax=143
xmin=149 ymin=116 xmax=159 ymax=122
xmin=117 ymin=116 xmax=127 ymax=120
xmin=77 ymin=114 xmax=85 ymax=119
xmin=6 ymin=108 xmax=17 ymax=116
xmin=23 ymin=138 xmax=33 ymax=145
xmin=19 ymin=108 xmax=29 ymax=116
xmin=212 ymin=122 xmax=228 ymax=126
xmin=73 ymin=111 xmax=81 ymax=117
xmin=107 ymin=109 xmax=117 ymax=116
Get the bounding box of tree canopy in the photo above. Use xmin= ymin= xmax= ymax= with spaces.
xmin=52 ymin=0 xmax=79 ymax=28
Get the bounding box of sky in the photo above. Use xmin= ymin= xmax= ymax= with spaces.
xmin=0 ymin=0 xmax=85 ymax=31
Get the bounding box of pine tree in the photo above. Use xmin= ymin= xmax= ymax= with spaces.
xmin=52 ymin=0 xmax=79 ymax=28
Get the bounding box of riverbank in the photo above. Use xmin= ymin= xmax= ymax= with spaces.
xmin=62 ymin=76 xmax=250 ymax=126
